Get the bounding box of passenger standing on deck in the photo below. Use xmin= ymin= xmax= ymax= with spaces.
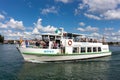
xmin=46 ymin=41 xmax=49 ymax=48
xmin=19 ymin=37 xmax=26 ymax=48
xmin=56 ymin=42 xmax=59 ymax=49
xmin=35 ymin=41 xmax=39 ymax=47
xmin=19 ymin=37 xmax=23 ymax=46
xmin=53 ymin=41 xmax=57 ymax=49
xmin=25 ymin=40 xmax=29 ymax=47
xmin=21 ymin=40 xmax=26 ymax=48
xmin=60 ymin=41 xmax=64 ymax=53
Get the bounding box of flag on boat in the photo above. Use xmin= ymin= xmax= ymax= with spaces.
xmin=55 ymin=29 xmax=61 ymax=34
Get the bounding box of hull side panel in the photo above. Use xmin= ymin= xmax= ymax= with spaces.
xmin=21 ymin=52 xmax=112 ymax=62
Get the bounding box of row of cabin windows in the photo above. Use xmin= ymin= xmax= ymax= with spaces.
xmin=73 ymin=47 xmax=101 ymax=53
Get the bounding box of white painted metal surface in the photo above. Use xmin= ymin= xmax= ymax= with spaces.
xmin=21 ymin=52 xmax=112 ymax=62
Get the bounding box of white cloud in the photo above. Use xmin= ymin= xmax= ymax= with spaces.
xmin=87 ymin=31 xmax=120 ymax=42
xmin=0 ymin=18 xmax=25 ymax=30
xmin=0 ymin=17 xmax=58 ymax=40
xmin=86 ymin=26 xmax=99 ymax=32
xmin=8 ymin=30 xmax=12 ymax=33
xmin=77 ymin=27 xmax=85 ymax=32
xmin=74 ymin=3 xmax=83 ymax=15
xmin=55 ymin=0 xmax=72 ymax=3
xmin=0 ymin=22 xmax=7 ymax=28
xmin=0 ymin=14 xmax=5 ymax=20
xmin=77 ymin=0 xmax=120 ymax=20
xmin=34 ymin=18 xmax=43 ymax=30
xmin=8 ymin=31 xmax=22 ymax=37
xmin=78 ymin=3 xmax=85 ymax=9
xmin=43 ymin=25 xmax=57 ymax=32
xmin=9 ymin=32 xmax=22 ymax=37
xmin=41 ymin=6 xmax=58 ymax=14
xmin=1 ymin=30 xmax=11 ymax=35
xmin=2 ymin=18 xmax=58 ymax=40
xmin=1 ymin=30 xmax=23 ymax=40
xmin=7 ymin=18 xmax=25 ymax=30
xmin=106 ymin=36 xmax=119 ymax=42
xmin=79 ymin=22 xmax=85 ymax=26
xmin=77 ymin=26 xmax=99 ymax=32
xmin=103 ymin=9 xmax=120 ymax=20
xmin=105 ymin=27 xmax=114 ymax=31
xmin=84 ymin=13 xmax=101 ymax=20
xmin=103 ymin=29 xmax=120 ymax=42
xmin=82 ymin=0 xmax=118 ymax=12
xmin=34 ymin=18 xmax=57 ymax=33
xmin=0 ymin=17 xmax=26 ymax=40
xmin=26 ymin=27 xmax=34 ymax=30
xmin=89 ymin=32 xmax=101 ymax=37
xmin=87 ymin=32 xmax=102 ymax=40
xmin=23 ymin=31 xmax=34 ymax=39
xmin=24 ymin=32 xmax=32 ymax=35
xmin=32 ymin=27 xmax=40 ymax=34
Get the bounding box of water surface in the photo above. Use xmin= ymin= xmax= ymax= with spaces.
xmin=0 ymin=44 xmax=120 ymax=80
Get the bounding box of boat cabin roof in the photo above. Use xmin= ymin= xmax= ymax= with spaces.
xmin=41 ymin=32 xmax=82 ymax=41
xmin=41 ymin=33 xmax=61 ymax=36
xmin=41 ymin=32 xmax=82 ymax=36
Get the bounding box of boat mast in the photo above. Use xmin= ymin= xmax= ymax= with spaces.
xmin=102 ymin=36 xmax=105 ymax=44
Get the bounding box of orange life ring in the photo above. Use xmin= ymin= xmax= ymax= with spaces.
xmin=68 ymin=40 xmax=72 ymax=46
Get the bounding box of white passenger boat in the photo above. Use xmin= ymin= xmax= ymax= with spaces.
xmin=17 ymin=28 xmax=112 ymax=62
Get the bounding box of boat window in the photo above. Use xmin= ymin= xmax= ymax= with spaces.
xmin=50 ymin=36 xmax=55 ymax=41
xmin=81 ymin=47 xmax=86 ymax=53
xmin=87 ymin=47 xmax=91 ymax=52
xmin=98 ymin=47 xmax=101 ymax=52
xmin=56 ymin=36 xmax=61 ymax=40
xmin=42 ymin=35 xmax=49 ymax=40
xmin=93 ymin=47 xmax=97 ymax=52
xmin=73 ymin=47 xmax=79 ymax=53
xmin=67 ymin=33 xmax=72 ymax=39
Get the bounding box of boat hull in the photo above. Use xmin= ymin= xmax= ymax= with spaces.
xmin=21 ymin=52 xmax=112 ymax=63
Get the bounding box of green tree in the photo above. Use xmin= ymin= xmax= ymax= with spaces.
xmin=0 ymin=34 xmax=4 ymax=43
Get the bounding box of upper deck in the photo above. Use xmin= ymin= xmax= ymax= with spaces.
xmin=41 ymin=32 xmax=101 ymax=43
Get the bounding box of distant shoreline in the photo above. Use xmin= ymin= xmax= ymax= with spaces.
xmin=2 ymin=40 xmax=120 ymax=46
xmin=107 ymin=42 xmax=120 ymax=46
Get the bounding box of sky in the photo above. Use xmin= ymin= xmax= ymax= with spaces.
xmin=0 ymin=0 xmax=120 ymax=42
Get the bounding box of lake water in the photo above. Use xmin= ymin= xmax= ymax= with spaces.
xmin=0 ymin=44 xmax=120 ymax=80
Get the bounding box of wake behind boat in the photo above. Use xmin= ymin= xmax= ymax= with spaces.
xmin=17 ymin=28 xmax=112 ymax=62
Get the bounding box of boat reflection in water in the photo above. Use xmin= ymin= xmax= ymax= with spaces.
xmin=17 ymin=56 xmax=111 ymax=80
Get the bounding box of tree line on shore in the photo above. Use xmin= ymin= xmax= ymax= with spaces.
xmin=107 ymin=42 xmax=120 ymax=46
xmin=0 ymin=34 xmax=4 ymax=43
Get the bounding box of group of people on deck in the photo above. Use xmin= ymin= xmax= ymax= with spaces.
xmin=19 ymin=40 xmax=30 ymax=48
xmin=34 ymin=40 xmax=63 ymax=49
xmin=19 ymin=39 xmax=63 ymax=49
xmin=52 ymin=41 xmax=63 ymax=49
xmin=35 ymin=40 xmax=49 ymax=48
